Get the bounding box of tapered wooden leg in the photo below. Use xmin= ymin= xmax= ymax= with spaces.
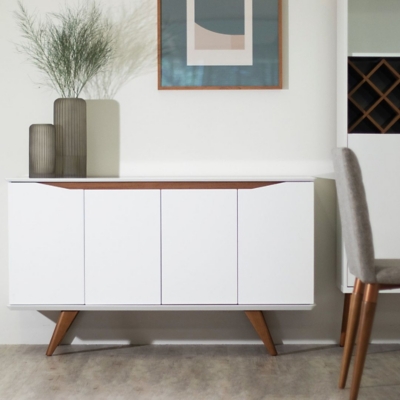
xmin=349 ymin=284 xmax=379 ymax=400
xmin=339 ymin=279 xmax=364 ymax=389
xmin=245 ymin=311 xmax=277 ymax=356
xmin=46 ymin=311 xmax=79 ymax=356
xmin=340 ymin=293 xmax=352 ymax=347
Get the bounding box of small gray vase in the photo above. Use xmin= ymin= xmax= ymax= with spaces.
xmin=29 ymin=124 xmax=56 ymax=178
xmin=54 ymin=98 xmax=87 ymax=178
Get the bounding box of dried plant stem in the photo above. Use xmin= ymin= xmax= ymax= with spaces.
xmin=15 ymin=1 xmax=113 ymax=98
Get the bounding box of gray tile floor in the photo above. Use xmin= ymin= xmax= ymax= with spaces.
xmin=1 ymin=345 xmax=400 ymax=399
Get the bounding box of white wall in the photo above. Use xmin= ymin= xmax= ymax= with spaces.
xmin=0 ymin=0 xmax=398 ymax=346
xmin=349 ymin=0 xmax=400 ymax=54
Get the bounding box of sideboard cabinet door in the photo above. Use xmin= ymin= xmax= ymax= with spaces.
xmin=238 ymin=182 xmax=314 ymax=304
xmin=161 ymin=190 xmax=237 ymax=304
xmin=85 ymin=190 xmax=161 ymax=304
xmin=8 ymin=183 xmax=84 ymax=304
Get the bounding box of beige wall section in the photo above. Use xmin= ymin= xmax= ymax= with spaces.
xmin=348 ymin=0 xmax=400 ymax=54
xmin=1 ymin=0 xmax=399 ymax=345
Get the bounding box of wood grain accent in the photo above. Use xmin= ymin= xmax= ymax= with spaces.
xmin=41 ymin=181 xmax=285 ymax=190
xmin=278 ymin=0 xmax=283 ymax=89
xmin=46 ymin=311 xmax=79 ymax=356
xmin=339 ymin=293 xmax=351 ymax=347
xmin=339 ymin=279 xmax=364 ymax=389
xmin=379 ymin=284 xmax=400 ymax=290
xmin=340 ymin=285 xmax=400 ymax=349
xmin=339 ymin=281 xmax=400 ymax=396
xmin=157 ymin=0 xmax=283 ymax=90
xmin=245 ymin=311 xmax=277 ymax=356
xmin=349 ymin=283 xmax=379 ymax=400
xmin=157 ymin=0 xmax=162 ymax=90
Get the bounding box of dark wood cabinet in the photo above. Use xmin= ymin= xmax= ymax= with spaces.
xmin=348 ymin=56 xmax=400 ymax=133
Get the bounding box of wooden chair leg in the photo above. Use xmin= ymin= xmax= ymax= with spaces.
xmin=340 ymin=293 xmax=352 ymax=347
xmin=245 ymin=311 xmax=277 ymax=356
xmin=46 ymin=311 xmax=79 ymax=356
xmin=349 ymin=284 xmax=379 ymax=400
xmin=339 ymin=279 xmax=364 ymax=389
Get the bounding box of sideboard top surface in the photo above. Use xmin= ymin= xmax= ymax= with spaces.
xmin=7 ymin=176 xmax=315 ymax=190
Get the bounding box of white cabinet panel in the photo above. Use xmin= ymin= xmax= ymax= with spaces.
xmin=349 ymin=135 xmax=400 ymax=260
xmin=161 ymin=190 xmax=237 ymax=304
xmin=238 ymin=182 xmax=314 ymax=304
xmin=85 ymin=190 xmax=161 ymax=304
xmin=9 ymin=179 xmax=315 ymax=307
xmin=8 ymin=183 xmax=84 ymax=304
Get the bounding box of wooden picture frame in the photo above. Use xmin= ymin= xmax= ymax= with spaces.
xmin=158 ymin=0 xmax=282 ymax=90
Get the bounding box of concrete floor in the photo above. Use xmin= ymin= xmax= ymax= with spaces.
xmin=1 ymin=345 xmax=400 ymax=399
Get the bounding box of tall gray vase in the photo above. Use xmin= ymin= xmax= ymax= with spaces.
xmin=29 ymin=124 xmax=56 ymax=178
xmin=54 ymin=98 xmax=87 ymax=177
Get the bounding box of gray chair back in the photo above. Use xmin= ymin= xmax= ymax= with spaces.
xmin=332 ymin=148 xmax=376 ymax=283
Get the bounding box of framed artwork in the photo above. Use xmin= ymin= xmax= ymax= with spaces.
xmin=158 ymin=0 xmax=282 ymax=90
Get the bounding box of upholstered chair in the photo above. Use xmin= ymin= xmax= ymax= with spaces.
xmin=333 ymin=147 xmax=400 ymax=400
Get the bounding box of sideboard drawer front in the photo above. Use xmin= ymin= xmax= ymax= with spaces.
xmin=8 ymin=183 xmax=84 ymax=304
xmin=238 ymin=182 xmax=314 ymax=304
xmin=161 ymin=189 xmax=238 ymax=305
xmin=85 ymin=190 xmax=161 ymax=305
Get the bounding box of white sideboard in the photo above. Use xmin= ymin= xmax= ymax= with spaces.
xmin=8 ymin=177 xmax=314 ymax=355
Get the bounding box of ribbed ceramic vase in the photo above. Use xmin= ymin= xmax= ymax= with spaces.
xmin=29 ymin=124 xmax=56 ymax=178
xmin=54 ymin=98 xmax=87 ymax=177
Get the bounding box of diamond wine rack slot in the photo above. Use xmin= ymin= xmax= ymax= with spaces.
xmin=348 ymin=57 xmax=400 ymax=133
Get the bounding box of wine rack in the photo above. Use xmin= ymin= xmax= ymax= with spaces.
xmin=348 ymin=56 xmax=400 ymax=133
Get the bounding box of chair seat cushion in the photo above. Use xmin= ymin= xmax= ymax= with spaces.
xmin=375 ymin=259 xmax=400 ymax=284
